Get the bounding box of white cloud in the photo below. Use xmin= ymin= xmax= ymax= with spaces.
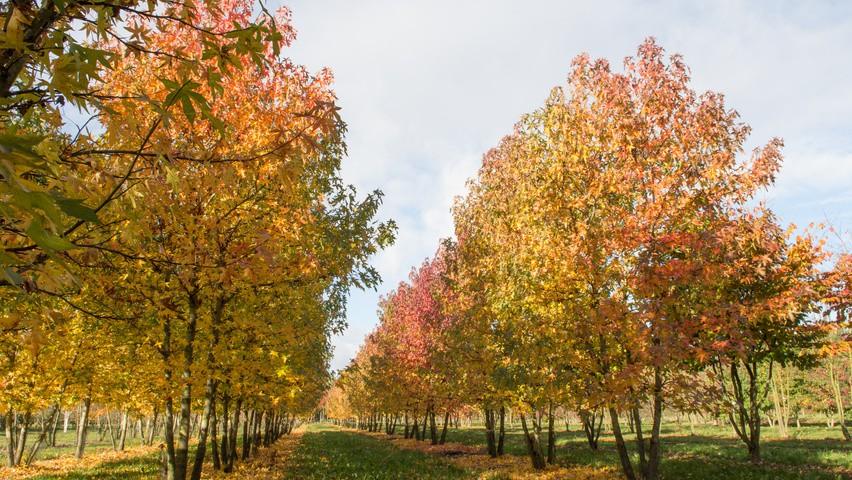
xmin=280 ymin=0 xmax=852 ymax=370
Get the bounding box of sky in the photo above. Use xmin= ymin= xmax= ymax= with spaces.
xmin=277 ymin=0 xmax=852 ymax=372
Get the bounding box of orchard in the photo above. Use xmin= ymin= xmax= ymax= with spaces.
xmin=0 ymin=1 xmax=849 ymax=479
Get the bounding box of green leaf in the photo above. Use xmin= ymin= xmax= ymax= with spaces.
xmin=26 ymin=219 xmax=76 ymax=251
xmin=56 ymin=198 xmax=100 ymax=223
xmin=181 ymin=97 xmax=196 ymax=123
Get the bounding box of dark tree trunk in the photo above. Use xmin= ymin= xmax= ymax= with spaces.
xmin=546 ymin=402 xmax=556 ymax=465
xmin=439 ymin=410 xmax=450 ymax=445
xmin=484 ymin=408 xmax=497 ymax=457
xmin=220 ymin=393 xmax=230 ymax=463
xmin=224 ymin=397 xmax=241 ymax=472
xmin=609 ymin=408 xmax=637 ymax=480
xmin=242 ymin=409 xmax=252 ymax=460
xmin=580 ymin=408 xmax=603 ymax=450
xmin=429 ymin=407 xmax=438 ymax=445
xmin=190 ymin=379 xmax=217 ymax=480
xmin=497 ymin=406 xmax=505 ymax=456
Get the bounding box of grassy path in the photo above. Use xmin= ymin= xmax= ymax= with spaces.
xmin=282 ymin=424 xmax=471 ymax=479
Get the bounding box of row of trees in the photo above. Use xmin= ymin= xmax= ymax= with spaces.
xmin=325 ymin=39 xmax=850 ymax=480
xmin=1 ymin=1 xmax=393 ymax=479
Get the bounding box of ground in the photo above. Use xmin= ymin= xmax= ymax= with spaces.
xmin=1 ymin=422 xmax=849 ymax=479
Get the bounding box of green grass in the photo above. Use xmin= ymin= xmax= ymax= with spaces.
xmin=283 ymin=423 xmax=472 ymax=479
xmin=1 ymin=429 xmax=149 ymax=462
xmin=442 ymin=422 xmax=851 ymax=480
xmin=7 ymin=422 xmax=850 ymax=479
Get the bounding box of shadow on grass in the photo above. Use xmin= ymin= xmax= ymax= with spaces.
xmin=444 ymin=425 xmax=850 ymax=480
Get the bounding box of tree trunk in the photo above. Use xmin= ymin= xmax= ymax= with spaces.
xmin=519 ymin=412 xmax=546 ymax=470
xmin=162 ymin=315 xmax=177 ymax=480
xmin=106 ymin=411 xmax=117 ymax=450
xmin=146 ymin=410 xmax=159 ymax=446
xmin=497 ymin=406 xmax=505 ymax=456
xmin=580 ymin=408 xmax=603 ymax=450
xmin=190 ymin=378 xmax=217 ymax=480
xmin=175 ymin=294 xmax=200 ymax=480
xmin=429 ymin=406 xmax=438 ymax=445
xmin=224 ymin=397 xmax=241 ymax=472
xmin=11 ymin=410 xmax=30 ymax=467
xmin=25 ymin=404 xmax=60 ymax=465
xmin=546 ymin=402 xmax=556 ymax=465
xmin=439 ymin=410 xmax=450 ymax=445
xmin=74 ymin=397 xmax=91 ymax=459
xmin=5 ymin=409 xmax=15 ymax=467
xmin=242 ymin=410 xmax=252 ymax=460
xmin=118 ymin=411 xmax=129 ymax=451
xmin=484 ymin=408 xmax=496 ymax=457
xmin=219 ymin=393 xmax=230 ymax=469
xmin=829 ymin=361 xmax=852 ymax=441
xmin=609 ymin=408 xmax=637 ymax=480
xmin=645 ymin=368 xmax=664 ymax=480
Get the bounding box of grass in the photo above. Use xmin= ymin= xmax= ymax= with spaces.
xmin=283 ymin=423 xmax=472 ymax=479
xmin=1 ymin=429 xmax=149 ymax=462
xmin=442 ymin=422 xmax=851 ymax=480
xmin=3 ymin=422 xmax=850 ymax=479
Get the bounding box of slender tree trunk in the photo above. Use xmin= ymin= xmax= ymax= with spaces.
xmin=645 ymin=368 xmax=664 ymax=480
xmin=163 ymin=316 xmax=177 ymax=480
xmin=484 ymin=408 xmax=496 ymax=457
xmin=175 ymin=294 xmax=200 ymax=480
xmin=211 ymin=403 xmax=221 ymax=470
xmin=439 ymin=410 xmax=450 ymax=445
xmin=146 ymin=410 xmax=159 ymax=446
xmin=519 ymin=412 xmax=546 ymax=470
xmin=12 ymin=410 xmax=30 ymax=467
xmin=25 ymin=404 xmax=60 ymax=465
xmin=224 ymin=397 xmax=241 ymax=472
xmin=118 ymin=411 xmax=129 ymax=451
xmin=63 ymin=411 xmax=70 ymax=433
xmin=497 ymin=406 xmax=506 ymax=456
xmin=75 ymin=397 xmax=91 ymax=459
xmin=404 ymin=412 xmax=410 ymax=439
xmin=429 ymin=406 xmax=438 ymax=445
xmin=5 ymin=408 xmax=15 ymax=467
xmin=829 ymin=361 xmax=852 ymax=441
xmin=609 ymin=408 xmax=637 ymax=480
xmin=242 ymin=410 xmax=252 ymax=460
xmin=546 ymin=402 xmax=556 ymax=465
xmin=580 ymin=408 xmax=603 ymax=450
xmin=190 ymin=378 xmax=217 ymax=480
xmin=49 ymin=407 xmax=60 ymax=447
xmin=631 ymin=405 xmax=647 ymax=476
xmin=219 ymin=393 xmax=230 ymax=469
xmin=106 ymin=411 xmax=117 ymax=450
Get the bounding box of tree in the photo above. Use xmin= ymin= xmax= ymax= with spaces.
xmin=1 ymin=0 xmax=281 ymax=286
